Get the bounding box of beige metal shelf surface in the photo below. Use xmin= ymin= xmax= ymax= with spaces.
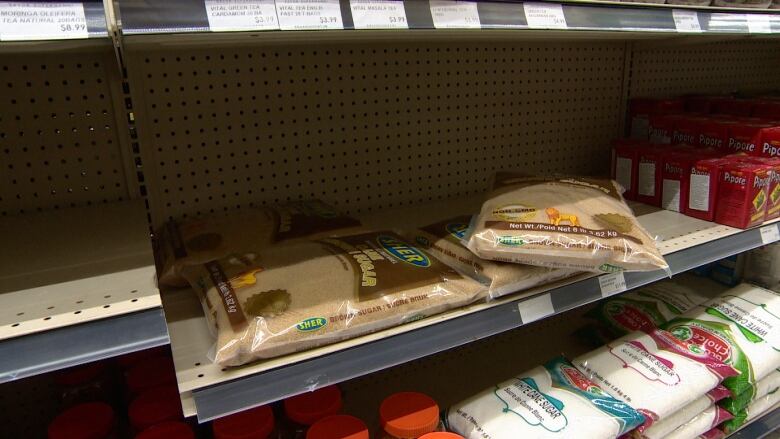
xmin=161 ymin=195 xmax=780 ymax=420
xmin=0 ymin=200 xmax=169 ymax=382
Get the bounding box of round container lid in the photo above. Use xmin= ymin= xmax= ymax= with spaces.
xmin=419 ymin=433 xmax=464 ymax=439
xmin=135 ymin=422 xmax=194 ymax=439
xmin=283 ymin=385 xmax=342 ymax=426
xmin=48 ymin=402 xmax=115 ymax=439
xmin=125 ymin=356 xmax=176 ymax=395
xmin=379 ymin=392 xmax=440 ymax=438
xmin=306 ymin=415 xmax=368 ymax=439
xmin=54 ymin=362 xmax=107 ymax=386
xmin=212 ymin=405 xmax=275 ymax=439
xmin=128 ymin=385 xmax=183 ymax=431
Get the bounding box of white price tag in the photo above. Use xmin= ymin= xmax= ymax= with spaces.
xmin=275 ymin=0 xmax=343 ymax=30
xmin=599 ymin=272 xmax=627 ymax=298
xmin=205 ymin=0 xmax=279 ymax=31
xmin=518 ymin=294 xmax=554 ymax=324
xmin=0 ymin=2 xmax=88 ymax=41
xmin=429 ymin=0 xmax=480 ymax=29
xmin=349 ymin=0 xmax=407 ymax=29
xmin=523 ymin=2 xmax=567 ymax=30
xmin=672 ymin=9 xmax=701 ymax=33
xmin=760 ymin=224 xmax=780 ymax=244
xmin=746 ymin=14 xmax=771 ymax=34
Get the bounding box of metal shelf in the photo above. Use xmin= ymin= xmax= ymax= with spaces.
xmin=728 ymin=406 xmax=780 ymax=438
xmin=115 ymin=0 xmax=780 ymax=35
xmin=0 ymin=0 xmax=109 ymax=42
xmin=0 ymin=200 xmax=168 ymax=383
xmin=160 ymin=196 xmax=780 ymax=422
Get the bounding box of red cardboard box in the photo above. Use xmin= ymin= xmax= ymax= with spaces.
xmin=727 ymin=123 xmax=772 ymax=155
xmin=739 ymin=157 xmax=780 ymax=220
xmin=671 ymin=115 xmax=703 ymax=147
xmin=685 ymin=158 xmax=729 ymax=221
xmin=684 ymin=95 xmax=717 ymax=114
xmin=714 ymin=162 xmax=772 ymax=229
xmin=629 ymin=98 xmax=684 ymax=139
xmin=648 ymin=114 xmax=677 ymax=145
xmin=661 ymin=151 xmax=695 ymax=212
xmin=753 ymin=101 xmax=780 ymax=120
xmin=758 ymin=127 xmax=780 ymax=159
xmin=712 ymin=98 xmax=755 ymax=117
xmin=612 ymin=139 xmax=643 ymax=200
xmin=636 ymin=146 xmax=664 ymax=206
xmin=697 ymin=118 xmax=733 ymax=150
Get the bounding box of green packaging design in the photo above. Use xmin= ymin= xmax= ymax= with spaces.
xmin=721 ymin=384 xmax=780 ymax=433
xmin=719 ymin=368 xmax=780 ymax=415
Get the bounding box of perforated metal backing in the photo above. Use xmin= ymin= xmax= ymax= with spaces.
xmin=0 ymin=42 xmax=135 ymax=216
xmin=629 ymin=39 xmax=780 ymax=98
xmin=124 ymin=38 xmax=626 ymax=228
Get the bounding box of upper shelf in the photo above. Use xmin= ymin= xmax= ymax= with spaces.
xmin=115 ymin=0 xmax=780 ymax=36
xmin=0 ymin=0 xmax=109 ymax=42
xmin=162 ymin=196 xmax=780 ymax=422
xmin=0 ymin=200 xmax=169 ymax=383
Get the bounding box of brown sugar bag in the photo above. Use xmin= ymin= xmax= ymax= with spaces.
xmin=181 ymin=231 xmax=487 ymax=366
xmin=407 ymin=215 xmax=578 ymax=299
xmin=467 ymin=173 xmax=668 ymax=273
xmin=156 ymin=200 xmax=362 ymax=287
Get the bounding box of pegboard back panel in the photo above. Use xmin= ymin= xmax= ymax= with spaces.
xmin=0 ymin=42 xmax=135 ymax=217
xmin=124 ymin=37 xmax=626 ymax=228
xmin=629 ymin=39 xmax=780 ymax=98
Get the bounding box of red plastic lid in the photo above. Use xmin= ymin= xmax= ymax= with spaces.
xmin=48 ymin=402 xmax=115 ymax=439
xmin=284 ymin=385 xmax=342 ymax=426
xmin=54 ymin=362 xmax=106 ymax=386
xmin=306 ymin=415 xmax=369 ymax=439
xmin=135 ymin=422 xmax=194 ymax=439
xmin=128 ymin=385 xmax=183 ymax=431
xmin=419 ymin=433 xmax=465 ymax=439
xmin=125 ymin=355 xmax=176 ymax=395
xmin=212 ymin=405 xmax=275 ymax=439
xmin=116 ymin=346 xmax=170 ymax=369
xmin=379 ymin=392 xmax=440 ymax=438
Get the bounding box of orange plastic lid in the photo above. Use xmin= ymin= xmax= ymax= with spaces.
xmin=419 ymin=433 xmax=464 ymax=439
xmin=48 ymin=402 xmax=115 ymax=439
xmin=380 ymin=392 xmax=440 ymax=438
xmin=212 ymin=405 xmax=275 ymax=439
xmin=306 ymin=415 xmax=369 ymax=439
xmin=284 ymin=385 xmax=342 ymax=425
xmin=128 ymin=385 xmax=184 ymax=431
xmin=135 ymin=422 xmax=194 ymax=439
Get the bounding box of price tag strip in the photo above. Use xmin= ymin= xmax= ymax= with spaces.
xmin=517 ymin=293 xmax=555 ymax=324
xmin=0 ymin=2 xmax=88 ymax=41
xmin=672 ymin=9 xmax=701 ymax=33
xmin=350 ymin=0 xmax=407 ymax=29
xmin=599 ymin=272 xmax=627 ymax=298
xmin=760 ymin=224 xmax=780 ymax=245
xmin=205 ymin=0 xmax=279 ymax=31
xmin=523 ymin=2 xmax=567 ymax=30
xmin=429 ymin=0 xmax=481 ymax=29
xmin=746 ymin=14 xmax=772 ymax=34
xmin=275 ymin=0 xmax=343 ymax=30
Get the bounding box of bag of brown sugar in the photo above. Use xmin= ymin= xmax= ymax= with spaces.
xmin=181 ymin=231 xmax=487 ymax=366
xmin=156 ymin=200 xmax=362 ymax=287
xmin=407 ymin=215 xmax=578 ymax=299
xmin=466 ymin=173 xmax=669 ymax=273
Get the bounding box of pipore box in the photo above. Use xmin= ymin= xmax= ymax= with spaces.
xmin=685 ymin=158 xmax=729 ymax=221
xmin=629 ymin=98 xmax=684 ymax=140
xmin=714 ymin=162 xmax=772 ymax=229
xmin=671 ymin=115 xmax=704 ymax=147
xmin=661 ymin=151 xmax=695 ymax=212
xmin=740 ymin=157 xmax=780 ymax=221
xmin=697 ymin=117 xmax=733 ymax=150
xmin=758 ymin=127 xmax=780 ymax=159
xmin=612 ymin=139 xmax=643 ymax=200
xmin=636 ymin=146 xmax=664 ymax=206
xmin=726 ymin=122 xmax=771 ymax=155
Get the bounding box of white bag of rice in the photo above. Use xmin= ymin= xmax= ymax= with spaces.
xmin=574 ymin=328 xmax=738 ymax=432
xmin=408 ymin=215 xmax=578 ymax=299
xmin=466 ymin=173 xmax=668 ymax=273
xmin=664 ymin=283 xmax=780 ymax=402
xmin=156 ymin=200 xmax=362 ymax=287
xmin=639 ymin=385 xmax=729 ymax=439
xmin=181 ymin=231 xmax=486 ymax=366
xmin=664 ymin=404 xmax=733 ymax=439
xmin=446 ymin=357 xmax=644 ymax=439
xmin=721 ymin=382 xmax=780 ymax=433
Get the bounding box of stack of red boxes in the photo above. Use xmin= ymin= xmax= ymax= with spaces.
xmin=614 ymin=94 xmax=780 ymax=229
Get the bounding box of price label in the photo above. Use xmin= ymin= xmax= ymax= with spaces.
xmin=523 ymin=2 xmax=567 ymax=30
xmin=429 ymin=0 xmax=480 ymax=29
xmin=0 ymin=2 xmax=88 ymax=41
xmin=760 ymin=224 xmax=780 ymax=244
xmin=746 ymin=14 xmax=772 ymax=34
xmin=518 ymin=294 xmax=554 ymax=324
xmin=350 ymin=0 xmax=407 ymax=29
xmin=672 ymin=9 xmax=701 ymax=33
xmin=205 ymin=0 xmax=279 ymax=31
xmin=275 ymin=0 xmax=343 ymax=30
xmin=599 ymin=272 xmax=627 ymax=298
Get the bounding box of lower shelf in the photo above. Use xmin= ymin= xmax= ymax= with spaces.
xmin=161 ymin=197 xmax=780 ymax=421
